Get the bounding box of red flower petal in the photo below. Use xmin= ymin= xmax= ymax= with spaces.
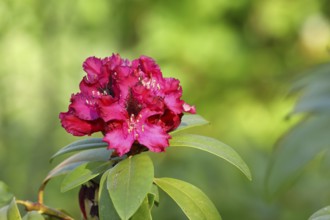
xmin=59 ymin=112 xmax=103 ymax=136
xmin=98 ymin=96 xmax=126 ymax=122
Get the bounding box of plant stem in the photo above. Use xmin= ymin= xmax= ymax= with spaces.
xmin=38 ymin=181 xmax=47 ymax=204
xmin=16 ymin=200 xmax=74 ymax=220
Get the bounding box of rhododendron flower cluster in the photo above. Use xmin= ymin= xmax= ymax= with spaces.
xmin=60 ymin=54 xmax=195 ymax=156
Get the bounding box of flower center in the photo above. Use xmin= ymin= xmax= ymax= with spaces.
xmin=126 ymin=90 xmax=142 ymax=116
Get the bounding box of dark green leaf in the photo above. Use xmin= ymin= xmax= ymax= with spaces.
xmin=22 ymin=211 xmax=45 ymax=220
xmin=154 ymin=178 xmax=221 ymax=220
xmin=50 ymin=138 xmax=107 ymax=161
xmin=170 ymin=134 xmax=252 ymax=180
xmin=309 ymin=206 xmax=330 ymax=220
xmin=98 ymin=171 xmax=121 ymax=220
xmin=7 ymin=198 xmax=21 ymax=220
xmin=107 ymin=154 xmax=154 ymax=220
xmin=61 ymin=161 xmax=113 ymax=192
xmin=44 ymin=148 xmax=113 ymax=184
xmin=266 ymin=115 xmax=330 ymax=196
xmin=131 ymin=196 xmax=152 ymax=220
xmin=170 ymin=114 xmax=209 ymax=134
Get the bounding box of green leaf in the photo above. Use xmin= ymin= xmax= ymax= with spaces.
xmin=107 ymin=154 xmax=154 ymax=220
xmin=44 ymin=148 xmax=113 ymax=184
xmin=22 ymin=211 xmax=45 ymax=220
xmin=170 ymin=134 xmax=252 ymax=180
xmin=0 ymin=181 xmax=13 ymax=207
xmin=170 ymin=114 xmax=209 ymax=134
xmin=61 ymin=161 xmax=113 ymax=192
xmin=148 ymin=184 xmax=159 ymax=208
xmin=7 ymin=198 xmax=21 ymax=220
xmin=290 ymin=63 xmax=330 ymax=114
xmin=131 ymin=196 xmax=152 ymax=220
xmin=309 ymin=206 xmax=330 ymax=220
xmin=154 ymin=178 xmax=221 ymax=220
xmin=50 ymin=138 xmax=107 ymax=161
xmin=266 ymin=115 xmax=330 ymax=196
xmin=0 ymin=204 xmax=9 ymax=219
xmin=98 ymin=171 xmax=121 ymax=220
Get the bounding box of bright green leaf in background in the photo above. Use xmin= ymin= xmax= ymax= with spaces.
xmin=154 ymin=177 xmax=222 ymax=220
xmin=309 ymin=206 xmax=330 ymax=220
xmin=107 ymin=154 xmax=154 ymax=220
xmin=170 ymin=133 xmax=252 ymax=180
xmin=22 ymin=211 xmax=45 ymax=220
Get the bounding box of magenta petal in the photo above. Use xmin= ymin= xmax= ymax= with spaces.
xmin=138 ymin=56 xmax=163 ymax=81
xmin=163 ymin=78 xmax=181 ymax=92
xmin=103 ymin=124 xmax=134 ymax=156
xmin=70 ymin=93 xmax=99 ymax=120
xmin=164 ymin=93 xmax=184 ymax=114
xmin=83 ymin=57 xmax=102 ymax=83
xmin=137 ymin=123 xmax=170 ymax=152
xmin=183 ymin=103 xmax=196 ymax=114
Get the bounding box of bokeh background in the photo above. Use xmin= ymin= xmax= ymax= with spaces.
xmin=1 ymin=0 xmax=330 ymax=219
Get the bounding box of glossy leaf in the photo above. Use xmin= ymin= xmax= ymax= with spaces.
xmin=170 ymin=134 xmax=252 ymax=180
xmin=154 ymin=178 xmax=221 ymax=220
xmin=98 ymin=171 xmax=121 ymax=220
xmin=7 ymin=198 xmax=21 ymax=220
xmin=44 ymin=148 xmax=113 ymax=184
xmin=309 ymin=206 xmax=330 ymax=220
xmin=50 ymin=138 xmax=107 ymax=161
xmin=170 ymin=114 xmax=209 ymax=134
xmin=107 ymin=154 xmax=154 ymax=220
xmin=22 ymin=211 xmax=45 ymax=220
xmin=61 ymin=161 xmax=113 ymax=192
xmin=266 ymin=115 xmax=330 ymax=195
xmin=131 ymin=196 xmax=152 ymax=220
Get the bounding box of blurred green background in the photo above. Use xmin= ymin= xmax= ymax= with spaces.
xmin=1 ymin=0 xmax=330 ymax=219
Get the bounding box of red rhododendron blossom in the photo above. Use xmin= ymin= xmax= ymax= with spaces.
xmin=60 ymin=54 xmax=195 ymax=156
